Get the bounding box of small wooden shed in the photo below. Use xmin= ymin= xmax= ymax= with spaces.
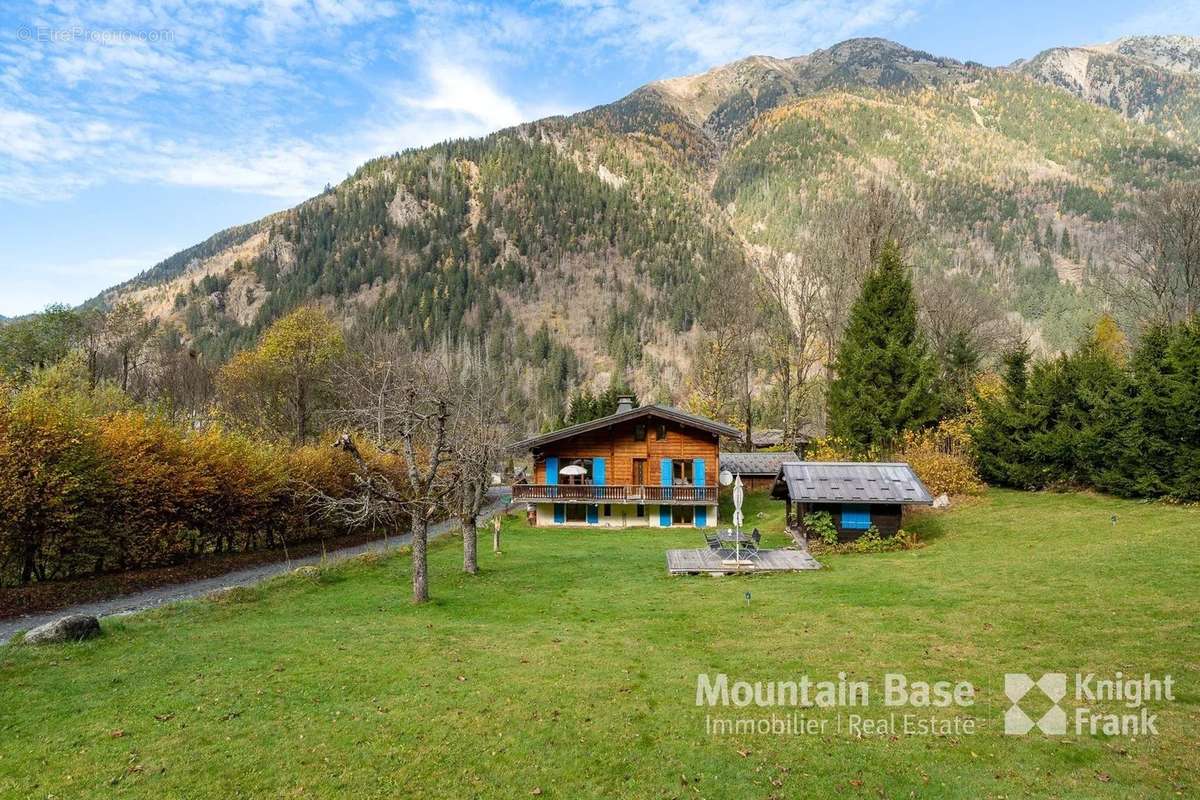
xmin=771 ymin=462 xmax=932 ymax=541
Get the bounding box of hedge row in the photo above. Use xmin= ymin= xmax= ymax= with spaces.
xmin=0 ymin=389 xmax=396 ymax=587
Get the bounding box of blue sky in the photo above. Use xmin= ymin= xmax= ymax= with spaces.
xmin=2 ymin=0 xmax=1198 ymax=316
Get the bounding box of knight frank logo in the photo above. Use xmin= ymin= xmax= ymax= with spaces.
xmin=1005 ymin=672 xmax=1175 ymax=736
xmin=1005 ymin=673 xmax=1067 ymax=735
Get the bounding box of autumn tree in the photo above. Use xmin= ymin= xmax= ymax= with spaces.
xmin=217 ymin=306 xmax=344 ymax=443
xmin=104 ymin=301 xmax=155 ymax=395
xmin=827 ymin=241 xmax=939 ymax=453
xmin=0 ymin=304 xmax=83 ymax=383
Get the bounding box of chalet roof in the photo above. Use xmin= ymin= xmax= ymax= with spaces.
xmin=771 ymin=462 xmax=933 ymax=505
xmin=512 ymin=404 xmax=741 ymax=451
xmin=750 ymin=428 xmax=813 ymax=447
xmin=720 ymin=451 xmax=800 ymax=477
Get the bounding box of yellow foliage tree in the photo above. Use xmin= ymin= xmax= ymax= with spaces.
xmin=217 ymin=307 xmax=345 ymax=444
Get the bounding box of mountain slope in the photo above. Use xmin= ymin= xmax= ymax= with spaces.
xmin=98 ymin=36 xmax=1200 ymax=426
xmin=1015 ymin=36 xmax=1200 ymax=144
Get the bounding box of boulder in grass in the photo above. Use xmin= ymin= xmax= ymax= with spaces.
xmin=23 ymin=614 xmax=102 ymax=645
xmin=933 ymin=493 xmax=951 ymax=509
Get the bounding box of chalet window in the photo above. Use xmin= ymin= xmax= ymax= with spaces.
xmin=603 ymin=504 xmax=611 ymax=516
xmin=655 ymin=423 xmax=667 ymax=440
xmin=672 ymin=505 xmax=694 ymax=525
xmin=565 ymin=504 xmax=587 ymax=523
xmin=634 ymin=424 xmax=647 ymax=441
xmin=672 ymin=459 xmax=694 ymax=484
xmin=632 ymin=458 xmax=646 ymax=485
xmin=635 ymin=504 xmax=645 ymax=517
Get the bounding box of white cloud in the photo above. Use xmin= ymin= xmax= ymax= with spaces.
xmin=1109 ymin=1 xmax=1200 ymax=38
xmin=0 ymin=0 xmax=919 ymax=206
xmin=558 ymin=0 xmax=925 ymax=68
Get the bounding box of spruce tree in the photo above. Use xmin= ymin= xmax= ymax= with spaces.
xmin=827 ymin=241 xmax=939 ymax=453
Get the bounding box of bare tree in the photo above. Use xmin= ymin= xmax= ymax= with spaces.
xmin=1118 ymin=182 xmax=1200 ymax=324
xmin=755 ymin=250 xmax=825 ymax=447
xmin=327 ymin=339 xmax=457 ymax=604
xmin=810 ymin=181 xmax=915 ymax=370
xmin=686 ymin=260 xmax=757 ymax=429
xmin=450 ymin=353 xmax=511 ymax=575
xmin=918 ymin=273 xmax=1021 ymax=368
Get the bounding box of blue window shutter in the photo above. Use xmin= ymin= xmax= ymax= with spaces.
xmin=546 ymin=457 xmax=558 ymax=500
xmin=693 ymin=458 xmax=705 ymax=505
xmin=592 ymin=457 xmax=605 ymax=502
xmin=659 ymin=504 xmax=672 ymax=527
xmin=695 ymin=505 xmax=707 ymax=527
xmin=841 ymin=504 xmax=871 ymax=530
xmin=587 ymin=504 xmax=598 ymax=524
xmin=660 ymin=458 xmax=673 ymax=500
xmin=554 ymin=503 xmax=565 ymax=524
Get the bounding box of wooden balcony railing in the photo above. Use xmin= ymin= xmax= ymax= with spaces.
xmin=511 ymin=484 xmax=717 ymax=504
xmin=642 ymin=485 xmax=718 ymax=503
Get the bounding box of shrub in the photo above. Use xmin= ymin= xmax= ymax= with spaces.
xmin=802 ymin=510 xmax=839 ymax=545
xmin=0 ymin=387 xmax=371 ymax=587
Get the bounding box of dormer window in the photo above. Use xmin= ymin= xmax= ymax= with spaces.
xmin=655 ymin=423 xmax=667 ymax=440
xmin=634 ymin=424 xmax=647 ymax=441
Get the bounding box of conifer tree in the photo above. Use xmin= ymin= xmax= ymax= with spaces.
xmin=827 ymin=241 xmax=939 ymax=452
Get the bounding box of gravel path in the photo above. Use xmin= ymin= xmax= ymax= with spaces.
xmin=0 ymin=498 xmax=507 ymax=644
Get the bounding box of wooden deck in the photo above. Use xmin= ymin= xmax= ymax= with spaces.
xmin=665 ymin=548 xmax=821 ymax=575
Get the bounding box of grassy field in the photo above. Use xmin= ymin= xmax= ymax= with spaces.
xmin=1 ymin=489 xmax=1197 ymax=799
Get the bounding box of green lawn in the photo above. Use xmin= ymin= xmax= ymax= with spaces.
xmin=1 ymin=490 xmax=1197 ymax=798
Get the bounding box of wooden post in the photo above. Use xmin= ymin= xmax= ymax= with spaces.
xmin=492 ymin=516 xmax=502 ymax=554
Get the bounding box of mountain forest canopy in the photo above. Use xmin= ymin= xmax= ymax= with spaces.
xmin=6 ymin=34 xmax=1200 ymax=449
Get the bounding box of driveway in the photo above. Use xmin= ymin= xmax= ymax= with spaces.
xmin=1 ymin=498 xmax=507 ymax=644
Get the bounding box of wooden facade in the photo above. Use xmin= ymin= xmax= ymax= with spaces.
xmin=771 ymin=461 xmax=932 ymax=543
xmin=786 ymin=501 xmax=903 ymax=541
xmin=511 ymin=403 xmax=739 ymax=528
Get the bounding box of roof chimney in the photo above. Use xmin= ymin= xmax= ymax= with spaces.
xmin=615 ymin=395 xmax=635 ymax=414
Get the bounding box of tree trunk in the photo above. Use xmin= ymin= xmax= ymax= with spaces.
xmin=295 ymin=375 xmax=307 ymax=445
xmin=743 ymin=349 xmax=753 ymax=450
xmin=492 ymin=517 xmax=501 ymax=553
xmin=410 ymin=508 xmax=429 ymax=604
xmin=462 ymin=512 xmax=478 ymax=574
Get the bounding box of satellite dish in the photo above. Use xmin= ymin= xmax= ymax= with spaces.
xmin=719 ymin=470 xmax=734 ymax=487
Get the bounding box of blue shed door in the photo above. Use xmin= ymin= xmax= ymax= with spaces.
xmin=587 ymin=504 xmax=599 ymax=524
xmin=693 ymin=458 xmax=706 ymax=527
xmin=553 ymin=503 xmax=566 ymax=524
xmin=841 ymin=504 xmax=871 ymax=530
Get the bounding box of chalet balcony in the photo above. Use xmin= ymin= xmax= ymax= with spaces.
xmin=511 ymin=484 xmax=718 ymax=505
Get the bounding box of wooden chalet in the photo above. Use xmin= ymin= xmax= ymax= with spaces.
xmin=771 ymin=461 xmax=932 ymax=541
xmin=511 ymin=397 xmax=741 ymax=528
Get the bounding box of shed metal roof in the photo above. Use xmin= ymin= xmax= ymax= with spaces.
xmin=720 ymin=451 xmax=800 ymax=476
xmin=771 ymin=462 xmax=933 ymax=505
